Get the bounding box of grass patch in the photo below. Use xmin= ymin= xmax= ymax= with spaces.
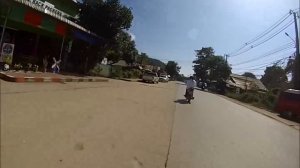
xmin=225 ymin=91 xmax=278 ymax=112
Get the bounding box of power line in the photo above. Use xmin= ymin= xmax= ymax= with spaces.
xmin=233 ymin=51 xmax=295 ymax=68
xmin=245 ymin=13 xmax=291 ymax=45
xmin=233 ymin=47 xmax=294 ymax=66
xmin=233 ymin=54 xmax=293 ymax=75
xmin=228 ymin=11 xmax=292 ymax=56
xmin=233 ymin=54 xmax=292 ymax=70
xmin=247 ymin=57 xmax=290 ymax=70
xmin=231 ymin=43 xmax=295 ymax=66
xmin=230 ymin=19 xmax=294 ymax=57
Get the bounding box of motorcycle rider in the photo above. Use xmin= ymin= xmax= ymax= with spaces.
xmin=185 ymin=76 xmax=196 ymax=99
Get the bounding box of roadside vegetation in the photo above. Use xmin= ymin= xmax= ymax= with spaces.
xmin=191 ymin=47 xmax=296 ymax=114
xmin=226 ymin=90 xmax=278 ymax=111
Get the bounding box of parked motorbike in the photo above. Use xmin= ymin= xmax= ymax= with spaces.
xmin=197 ymin=81 xmax=207 ymax=91
xmin=201 ymin=82 xmax=207 ymax=91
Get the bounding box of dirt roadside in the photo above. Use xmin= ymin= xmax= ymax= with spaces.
xmin=0 ymin=80 xmax=178 ymax=168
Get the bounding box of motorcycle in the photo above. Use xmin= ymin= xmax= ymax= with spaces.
xmin=185 ymin=88 xmax=194 ymax=104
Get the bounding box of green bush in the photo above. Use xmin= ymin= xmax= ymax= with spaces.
xmin=111 ymin=66 xmax=123 ymax=78
xmin=122 ymin=71 xmax=132 ymax=78
xmin=131 ymin=69 xmax=142 ymax=78
xmin=226 ymin=90 xmax=278 ymax=111
xmin=260 ymin=99 xmax=274 ymax=109
xmin=89 ymin=64 xmax=103 ymax=76
xmin=239 ymin=93 xmax=260 ymax=103
xmin=121 ymin=68 xmax=142 ymax=79
xmin=226 ymin=92 xmax=241 ymax=99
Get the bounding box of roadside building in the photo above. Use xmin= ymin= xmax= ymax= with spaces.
xmin=0 ymin=0 xmax=100 ymax=72
xmin=226 ymin=74 xmax=267 ymax=93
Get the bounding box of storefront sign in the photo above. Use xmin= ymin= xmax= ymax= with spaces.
xmin=15 ymin=0 xmax=65 ymax=18
xmin=1 ymin=43 xmax=15 ymax=64
xmin=31 ymin=0 xmax=63 ymax=17
xmin=14 ymin=0 xmax=90 ymax=33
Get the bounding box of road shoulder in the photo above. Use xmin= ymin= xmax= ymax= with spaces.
xmin=218 ymin=94 xmax=300 ymax=130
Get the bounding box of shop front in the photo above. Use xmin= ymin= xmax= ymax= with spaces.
xmin=0 ymin=0 xmax=100 ymax=72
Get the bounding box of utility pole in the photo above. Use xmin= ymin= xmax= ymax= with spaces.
xmin=293 ymin=11 xmax=300 ymax=89
xmin=0 ymin=7 xmax=11 ymax=55
xmin=245 ymin=76 xmax=248 ymax=92
xmin=224 ymin=54 xmax=228 ymax=63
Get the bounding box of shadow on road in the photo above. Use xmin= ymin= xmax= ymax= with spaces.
xmin=174 ymin=99 xmax=189 ymax=104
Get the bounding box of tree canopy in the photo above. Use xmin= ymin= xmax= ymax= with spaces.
xmin=261 ymin=65 xmax=288 ymax=89
xmin=137 ymin=52 xmax=149 ymax=65
xmin=79 ymin=0 xmax=138 ymax=65
xmin=79 ymin=0 xmax=133 ymax=39
xmin=78 ymin=1 xmax=177 ymax=74
xmin=148 ymin=58 xmax=166 ymax=69
xmin=193 ymin=47 xmax=231 ymax=82
xmin=166 ymin=61 xmax=181 ymax=78
xmin=242 ymin=72 xmax=257 ymax=79
xmin=113 ymin=31 xmax=138 ymax=64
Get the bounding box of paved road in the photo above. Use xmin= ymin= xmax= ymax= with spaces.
xmin=1 ymin=80 xmax=177 ymax=168
xmin=167 ymin=85 xmax=300 ymax=168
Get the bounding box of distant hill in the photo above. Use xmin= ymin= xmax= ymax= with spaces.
xmin=148 ymin=58 xmax=166 ymax=69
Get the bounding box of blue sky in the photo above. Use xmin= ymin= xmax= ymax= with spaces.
xmin=121 ymin=0 xmax=298 ymax=77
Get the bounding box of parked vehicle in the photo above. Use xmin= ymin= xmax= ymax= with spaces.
xmin=142 ymin=71 xmax=159 ymax=83
xmin=197 ymin=81 xmax=207 ymax=90
xmin=159 ymin=74 xmax=169 ymax=82
xmin=275 ymin=89 xmax=300 ymax=120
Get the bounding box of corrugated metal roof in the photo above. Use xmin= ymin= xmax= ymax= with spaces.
xmin=112 ymin=60 xmax=128 ymax=67
xmin=227 ymin=74 xmax=267 ymax=91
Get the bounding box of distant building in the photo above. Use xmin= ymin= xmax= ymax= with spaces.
xmin=227 ymin=74 xmax=267 ymax=93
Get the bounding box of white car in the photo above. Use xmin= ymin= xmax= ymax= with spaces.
xmin=142 ymin=71 xmax=159 ymax=83
xmin=159 ymin=74 xmax=169 ymax=82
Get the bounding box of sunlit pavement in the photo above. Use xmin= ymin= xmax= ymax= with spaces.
xmin=1 ymin=80 xmax=177 ymax=168
xmin=167 ymin=85 xmax=299 ymax=168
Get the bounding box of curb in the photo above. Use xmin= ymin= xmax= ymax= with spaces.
xmin=0 ymin=72 xmax=109 ymax=83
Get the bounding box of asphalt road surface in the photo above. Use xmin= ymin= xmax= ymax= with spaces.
xmin=1 ymin=80 xmax=177 ymax=168
xmin=167 ymin=85 xmax=300 ymax=168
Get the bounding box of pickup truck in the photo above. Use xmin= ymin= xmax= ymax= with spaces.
xmin=142 ymin=71 xmax=159 ymax=84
